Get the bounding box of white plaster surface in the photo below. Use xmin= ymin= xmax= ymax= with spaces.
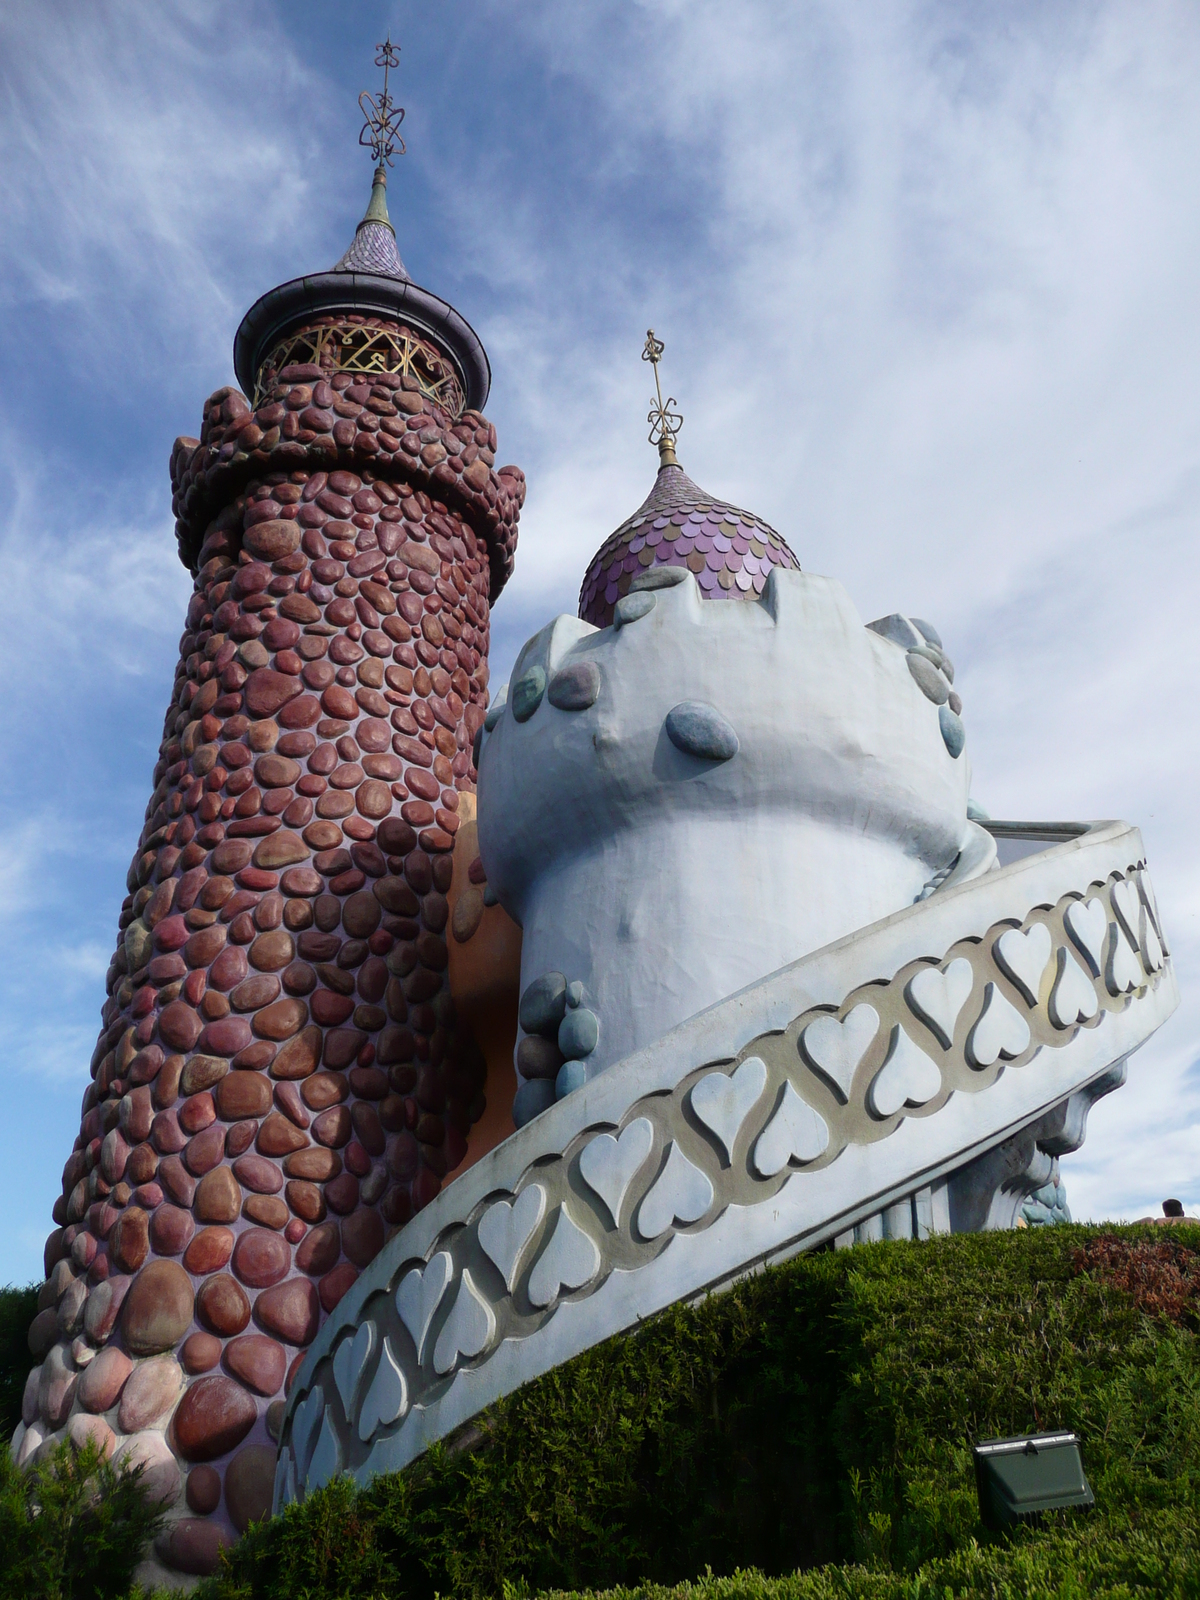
xmin=994 ymin=923 xmax=1053 ymax=1006
xmin=690 ymin=1057 xmax=769 ymax=1163
xmin=753 ymin=1082 xmax=831 ymax=1176
xmin=358 ymin=1340 xmax=407 ymax=1443
xmin=339 ymin=1007 xmax=1167 ymax=1486
xmin=395 ymin=1253 xmax=453 ymax=1364
xmin=527 ymin=1204 xmax=602 ymax=1307
xmin=433 ymin=1271 xmax=496 ymax=1376
xmin=1065 ymin=899 xmax=1108 ymax=976
xmin=275 ymin=822 xmax=1177 ymax=1508
xmin=578 ymin=1118 xmax=654 ymax=1226
xmin=637 ymin=1143 xmax=715 ymax=1238
xmin=905 ymin=958 xmax=974 ymax=1048
xmin=800 ymin=1005 xmax=881 ymax=1103
xmin=868 ymin=1027 xmax=942 ymax=1118
xmin=1050 ymin=949 xmax=1100 ymax=1028
xmin=478 ymin=1185 xmax=547 ymax=1291
xmin=966 ymin=984 xmax=1031 ymax=1068
xmin=477 ymin=569 xmax=977 ymax=1079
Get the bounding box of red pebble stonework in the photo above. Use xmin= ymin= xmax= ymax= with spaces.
xmin=16 ymin=179 xmax=525 ymax=1575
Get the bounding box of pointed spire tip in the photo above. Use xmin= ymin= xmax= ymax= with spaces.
xmin=360 ymin=164 xmax=394 ymax=235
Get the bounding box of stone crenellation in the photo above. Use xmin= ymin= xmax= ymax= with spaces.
xmin=170 ymin=319 xmax=524 ymax=601
xmin=19 ymin=322 xmax=525 ymax=1575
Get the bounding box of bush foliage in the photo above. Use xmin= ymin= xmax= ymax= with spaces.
xmin=0 ymin=1284 xmax=38 ymax=1441
xmin=0 ymin=1436 xmax=166 ymax=1600
xmin=193 ymin=1224 xmax=1200 ymax=1600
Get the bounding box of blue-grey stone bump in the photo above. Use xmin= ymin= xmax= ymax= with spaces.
xmin=630 ymin=567 xmax=689 ymax=593
xmin=939 ymin=704 xmax=965 ymax=759
xmin=665 ymin=701 xmax=740 ymax=762
xmin=519 ymin=972 xmax=567 ymax=1037
xmin=547 ymin=661 xmax=602 ymax=711
xmin=511 ymin=666 xmax=547 ymax=723
xmin=559 ymin=1007 xmax=600 ymax=1061
xmin=613 ymin=592 xmax=656 ymax=629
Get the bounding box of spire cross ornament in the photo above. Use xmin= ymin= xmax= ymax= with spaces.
xmin=643 ymin=329 xmax=683 ymax=466
xmin=359 ymin=35 xmax=406 ymax=167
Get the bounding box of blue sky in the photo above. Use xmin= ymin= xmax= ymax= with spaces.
xmin=1 ymin=1 xmax=1198 ymax=1283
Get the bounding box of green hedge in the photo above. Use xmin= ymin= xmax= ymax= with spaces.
xmin=197 ymin=1224 xmax=1200 ymax=1600
xmin=0 ymin=1437 xmax=166 ymax=1600
xmin=0 ymin=1284 xmax=38 ymax=1441
xmin=531 ymin=1508 xmax=1200 ymax=1597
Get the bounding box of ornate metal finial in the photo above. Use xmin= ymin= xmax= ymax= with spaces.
xmin=359 ymin=35 xmax=406 ymax=167
xmin=643 ymin=329 xmax=683 ymax=467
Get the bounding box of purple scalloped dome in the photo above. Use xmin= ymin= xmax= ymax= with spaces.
xmin=578 ymin=462 xmax=800 ymax=628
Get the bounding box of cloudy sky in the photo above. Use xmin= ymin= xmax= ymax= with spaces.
xmin=0 ymin=1 xmax=1196 ymax=1283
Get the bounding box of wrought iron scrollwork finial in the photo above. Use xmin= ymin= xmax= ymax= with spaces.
xmin=359 ymin=34 xmax=407 ymax=167
xmin=643 ymin=329 xmax=682 ymax=465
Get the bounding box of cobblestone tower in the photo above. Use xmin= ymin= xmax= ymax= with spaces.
xmin=15 ymin=153 xmax=524 ymax=1575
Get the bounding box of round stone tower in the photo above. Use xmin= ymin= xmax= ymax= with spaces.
xmin=13 ymin=147 xmax=524 ymax=1577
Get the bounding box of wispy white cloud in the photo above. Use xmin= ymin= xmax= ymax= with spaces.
xmin=0 ymin=2 xmax=331 ymax=372
xmin=0 ymin=818 xmax=50 ymax=914
xmin=0 ymin=0 xmax=1196 ymax=1282
xmin=460 ymin=0 xmax=1200 ymax=1222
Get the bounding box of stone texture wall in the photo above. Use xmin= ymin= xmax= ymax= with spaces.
xmin=14 ymin=327 xmax=524 ymax=1578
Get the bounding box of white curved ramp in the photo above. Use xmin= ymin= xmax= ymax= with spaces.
xmin=275 ymin=819 xmax=1176 ymax=1508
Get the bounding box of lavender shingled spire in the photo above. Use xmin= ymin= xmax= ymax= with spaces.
xmin=333 ymin=165 xmax=410 ymax=280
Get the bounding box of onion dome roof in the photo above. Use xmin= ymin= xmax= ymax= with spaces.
xmin=578 ymin=460 xmax=800 ymax=629
xmin=233 ymin=166 xmax=490 ymax=411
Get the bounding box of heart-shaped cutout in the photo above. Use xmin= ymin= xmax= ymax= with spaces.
xmin=1141 ymin=913 xmax=1164 ymax=973
xmin=993 ymin=923 xmax=1052 ymax=1006
xmin=478 ymin=1184 xmax=547 ymax=1290
xmin=752 ymin=1082 xmax=830 ymax=1177
xmin=358 ymin=1336 xmax=408 ymax=1442
xmin=1064 ymin=898 xmax=1108 ymax=978
xmin=690 ymin=1057 xmax=768 ymax=1163
xmin=637 ymin=1142 xmax=715 ymax=1239
xmin=1111 ymin=879 xmax=1140 ymax=943
xmin=799 ymin=1004 xmax=880 ymax=1103
xmin=1136 ymin=871 xmax=1168 ymax=956
xmin=1048 ymin=947 xmax=1099 ymax=1028
xmin=433 ymin=1268 xmax=496 ymax=1376
xmin=332 ymin=1320 xmax=374 ymax=1416
xmin=1105 ymin=924 xmax=1142 ymax=996
xmin=306 ymin=1411 xmax=341 ymax=1494
xmin=867 ymin=1027 xmax=942 ymax=1119
xmin=905 ymin=958 xmax=974 ymax=1048
xmin=395 ymin=1250 xmax=454 ymax=1363
xmin=579 ymin=1117 xmax=654 ymax=1227
xmin=290 ymin=1386 xmax=325 ymax=1481
xmin=272 ymin=1445 xmax=295 ymax=1516
xmin=966 ymin=982 xmax=1031 ymax=1068
xmin=528 ymin=1201 xmax=602 ymax=1307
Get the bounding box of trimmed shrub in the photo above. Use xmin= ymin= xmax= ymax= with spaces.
xmin=197 ymin=1224 xmax=1200 ymax=1600
xmin=0 ymin=1437 xmax=166 ymax=1600
xmin=538 ymin=1507 xmax=1200 ymax=1598
xmin=0 ymin=1284 xmax=38 ymax=1440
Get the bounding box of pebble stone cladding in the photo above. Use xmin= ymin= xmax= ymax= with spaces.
xmin=21 ymin=317 xmax=525 ymax=1577
xmin=578 ymin=461 xmax=800 ymax=628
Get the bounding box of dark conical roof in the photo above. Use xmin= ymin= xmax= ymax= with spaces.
xmin=232 ymin=166 xmax=489 ymax=409
xmin=578 ymin=460 xmax=800 ymax=628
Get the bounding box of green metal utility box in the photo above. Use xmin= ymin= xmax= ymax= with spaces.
xmin=973 ymin=1431 xmax=1094 ymax=1528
